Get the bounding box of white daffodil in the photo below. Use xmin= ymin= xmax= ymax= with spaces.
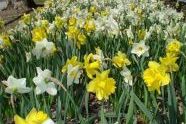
xmin=131 ymin=41 xmax=150 ymax=57
xmin=2 ymin=76 xmax=31 ymax=94
xmin=33 ymin=67 xmax=57 ymax=96
xmin=67 ymin=64 xmax=82 ymax=87
xmin=32 ymin=38 xmax=56 ymax=59
xmin=126 ymin=26 xmax=134 ymax=39
xmin=120 ymin=67 xmax=133 ymax=86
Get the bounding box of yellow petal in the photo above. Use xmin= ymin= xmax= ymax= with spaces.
xmin=14 ymin=115 xmax=27 ymax=124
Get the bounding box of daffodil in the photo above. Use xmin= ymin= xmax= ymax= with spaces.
xmin=33 ymin=67 xmax=57 ymax=95
xmin=77 ymin=33 xmax=87 ymax=49
xmin=62 ymin=56 xmax=82 ymax=73
xmin=160 ymin=55 xmax=179 ymax=72
xmin=143 ymin=61 xmax=170 ymax=94
xmin=120 ymin=67 xmax=133 ymax=86
xmin=166 ymin=39 xmax=182 ymax=57
xmin=32 ymin=38 xmax=56 ymax=59
xmin=54 ymin=16 xmax=64 ymax=29
xmin=2 ymin=76 xmax=31 ymax=94
xmin=87 ymin=70 xmax=116 ymax=100
xmin=32 ymin=27 xmax=47 ymax=42
xmin=84 ymin=19 xmax=96 ymax=32
xmin=112 ymin=51 xmax=131 ymax=68
xmin=67 ymin=64 xmax=82 ymax=87
xmin=84 ymin=53 xmax=101 ymax=79
xmin=21 ymin=13 xmax=31 ymax=25
xmin=14 ymin=108 xmax=55 ymax=124
xmin=0 ymin=34 xmax=11 ymax=48
xmin=131 ymin=41 xmax=149 ymax=57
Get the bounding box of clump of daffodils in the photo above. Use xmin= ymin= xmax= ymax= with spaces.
xmin=143 ymin=39 xmax=182 ymax=93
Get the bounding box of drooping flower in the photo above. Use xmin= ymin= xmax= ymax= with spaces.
xmin=33 ymin=67 xmax=57 ymax=95
xmin=143 ymin=61 xmax=170 ymax=94
xmin=166 ymin=39 xmax=182 ymax=57
xmin=14 ymin=108 xmax=55 ymax=124
xmin=112 ymin=51 xmax=131 ymax=68
xmin=120 ymin=67 xmax=133 ymax=86
xmin=32 ymin=27 xmax=47 ymax=42
xmin=131 ymin=40 xmax=149 ymax=57
xmin=32 ymin=38 xmax=56 ymax=59
xmin=84 ymin=53 xmax=101 ymax=79
xmin=67 ymin=64 xmax=82 ymax=87
xmin=2 ymin=76 xmax=31 ymax=94
xmin=87 ymin=70 xmax=116 ymax=100
xmin=160 ymin=55 xmax=179 ymax=72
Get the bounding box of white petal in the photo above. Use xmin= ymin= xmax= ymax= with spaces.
xmin=42 ymin=118 xmax=55 ymax=124
xmin=46 ymin=82 xmax=57 ymax=96
xmin=17 ymin=87 xmax=32 ymax=93
xmin=5 ymin=87 xmax=14 ymax=94
xmin=35 ymin=86 xmax=46 ymax=95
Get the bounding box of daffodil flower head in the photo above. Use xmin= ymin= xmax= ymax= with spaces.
xmin=67 ymin=64 xmax=82 ymax=87
xmin=84 ymin=19 xmax=96 ymax=32
xmin=32 ymin=38 xmax=56 ymax=59
xmin=21 ymin=13 xmax=31 ymax=25
xmin=54 ymin=16 xmax=64 ymax=29
xmin=131 ymin=40 xmax=149 ymax=57
xmin=68 ymin=17 xmax=77 ymax=26
xmin=160 ymin=55 xmax=179 ymax=72
xmin=2 ymin=76 xmax=31 ymax=94
xmin=14 ymin=108 xmax=55 ymax=124
xmin=120 ymin=67 xmax=133 ymax=86
xmin=112 ymin=51 xmax=131 ymax=68
xmin=33 ymin=67 xmax=57 ymax=96
xmin=32 ymin=27 xmax=47 ymax=42
xmin=87 ymin=70 xmax=116 ymax=100
xmin=84 ymin=53 xmax=101 ymax=79
xmin=143 ymin=61 xmax=170 ymax=94
xmin=0 ymin=34 xmax=11 ymax=48
xmin=166 ymin=39 xmax=182 ymax=57
xmin=62 ymin=56 xmax=82 ymax=73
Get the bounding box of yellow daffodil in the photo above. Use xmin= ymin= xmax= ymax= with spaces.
xmin=112 ymin=51 xmax=131 ymax=68
xmin=62 ymin=56 xmax=82 ymax=73
xmin=54 ymin=16 xmax=64 ymax=29
xmin=77 ymin=33 xmax=87 ymax=48
xmin=66 ymin=26 xmax=79 ymax=40
xmin=166 ymin=39 xmax=182 ymax=57
xmin=84 ymin=19 xmax=96 ymax=32
xmin=21 ymin=13 xmax=31 ymax=25
xmin=32 ymin=27 xmax=47 ymax=42
xmin=40 ymin=20 xmax=49 ymax=29
xmin=84 ymin=53 xmax=101 ymax=79
xmin=14 ymin=108 xmax=54 ymax=124
xmin=87 ymin=70 xmax=116 ymax=100
xmin=68 ymin=17 xmax=77 ymax=26
xmin=143 ymin=61 xmax=170 ymax=94
xmin=160 ymin=55 xmax=179 ymax=72
xmin=0 ymin=34 xmax=11 ymax=48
